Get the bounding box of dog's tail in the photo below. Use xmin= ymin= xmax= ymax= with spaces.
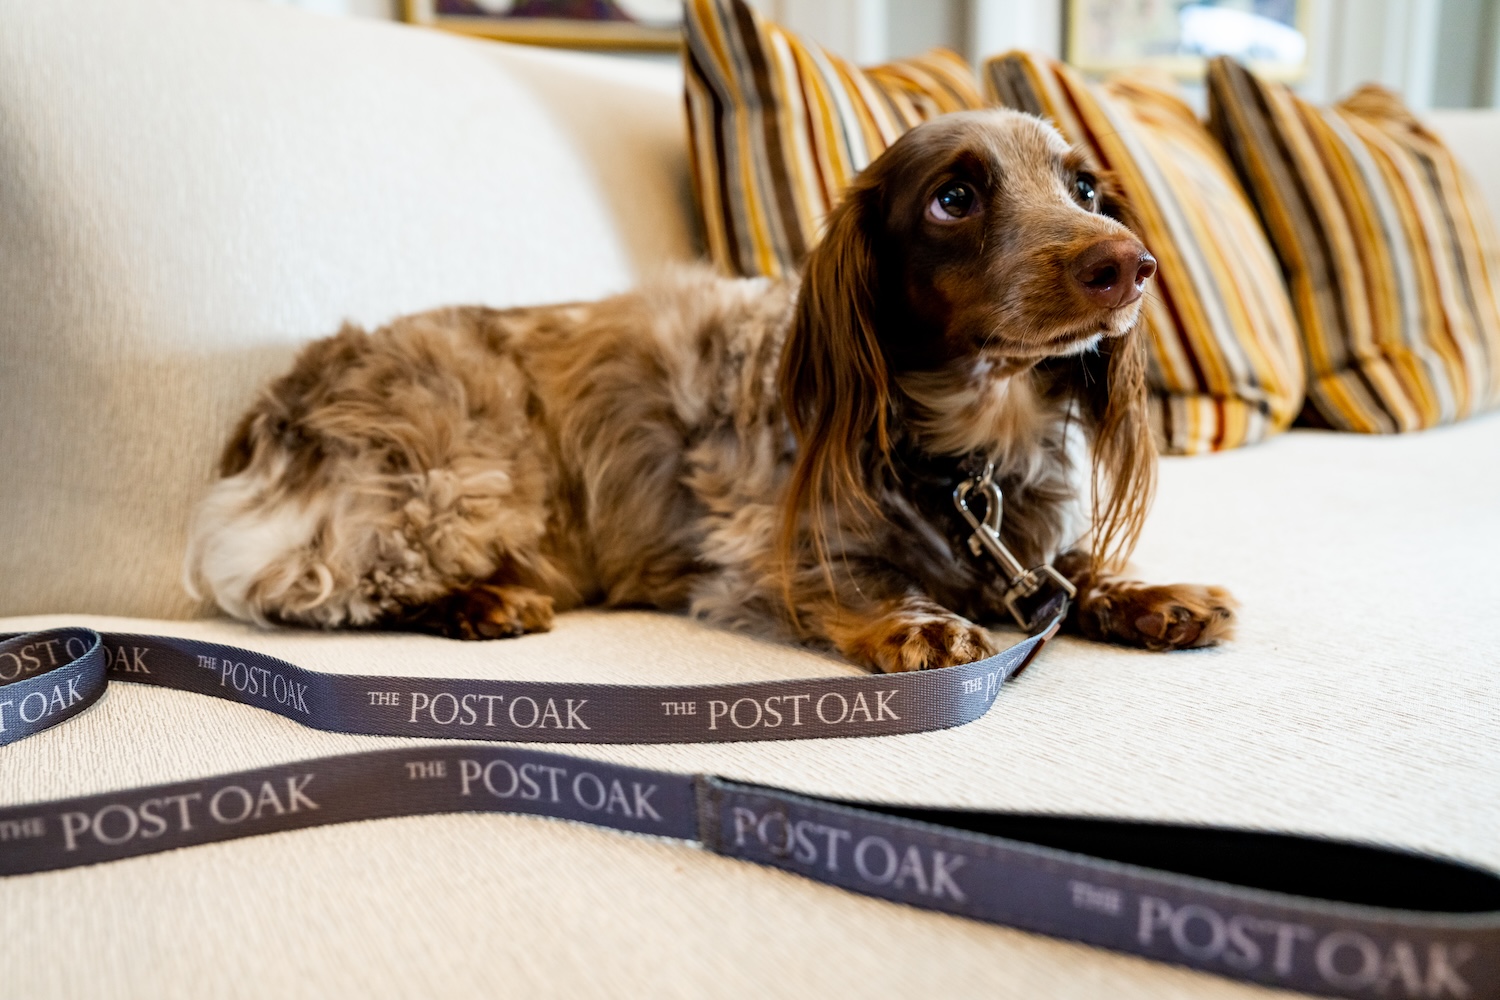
xmin=184 ymin=317 xmax=548 ymax=629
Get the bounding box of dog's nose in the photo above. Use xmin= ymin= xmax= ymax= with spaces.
xmin=1071 ymin=240 xmax=1156 ymax=309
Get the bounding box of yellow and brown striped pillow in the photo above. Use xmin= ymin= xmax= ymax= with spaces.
xmin=683 ymin=0 xmax=983 ymax=279
xmin=986 ymin=52 xmax=1305 ymax=454
xmin=1209 ymin=57 xmax=1500 ymax=432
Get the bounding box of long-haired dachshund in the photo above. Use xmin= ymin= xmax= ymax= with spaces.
xmin=187 ymin=109 xmax=1235 ymax=672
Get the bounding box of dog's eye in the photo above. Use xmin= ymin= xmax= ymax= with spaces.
xmin=1074 ymin=173 xmax=1098 ymax=208
xmin=928 ymin=183 xmax=976 ymax=221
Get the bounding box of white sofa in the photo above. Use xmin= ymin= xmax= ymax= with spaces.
xmin=2 ymin=1 xmax=1497 ymax=997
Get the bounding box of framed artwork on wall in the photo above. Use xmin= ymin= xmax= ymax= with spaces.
xmin=1066 ymin=0 xmax=1309 ymax=80
xmin=403 ymin=0 xmax=682 ymax=50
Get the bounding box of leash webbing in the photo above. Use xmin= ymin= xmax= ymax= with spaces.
xmin=0 ymin=624 xmax=1053 ymax=746
xmin=1 ymin=626 xmax=1497 ymax=998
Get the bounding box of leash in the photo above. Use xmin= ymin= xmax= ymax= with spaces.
xmin=3 ymin=480 xmax=1497 ymax=996
xmin=2 ymin=626 xmax=1497 ymax=997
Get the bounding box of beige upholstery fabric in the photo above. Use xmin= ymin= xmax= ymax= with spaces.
xmin=0 ymin=0 xmax=699 ymax=619
xmin=3 ymin=2 xmax=1499 ymax=997
xmin=1430 ymin=110 xmax=1500 ymax=223
xmin=5 ymin=410 xmax=1500 ymax=999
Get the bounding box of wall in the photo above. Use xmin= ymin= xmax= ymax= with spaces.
xmin=1433 ymin=0 xmax=1500 ymax=107
xmin=255 ymin=0 xmax=1500 ymax=109
xmin=262 ymin=0 xmax=396 ymax=17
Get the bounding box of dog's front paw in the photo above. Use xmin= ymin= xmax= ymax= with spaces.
xmin=1080 ymin=582 xmax=1237 ymax=651
xmin=407 ymin=584 xmax=555 ymax=640
xmin=838 ymin=602 xmax=999 ymax=673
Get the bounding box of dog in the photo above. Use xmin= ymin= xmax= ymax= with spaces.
xmin=186 ymin=109 xmax=1235 ymax=673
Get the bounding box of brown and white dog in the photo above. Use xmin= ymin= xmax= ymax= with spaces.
xmin=186 ymin=109 xmax=1235 ymax=672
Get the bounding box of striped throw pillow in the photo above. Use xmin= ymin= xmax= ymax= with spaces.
xmin=986 ymin=52 xmax=1305 ymax=454
xmin=1209 ymin=57 xmax=1500 ymax=432
xmin=683 ymin=0 xmax=983 ymax=279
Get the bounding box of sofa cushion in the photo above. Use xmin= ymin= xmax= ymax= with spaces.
xmin=683 ymin=0 xmax=983 ymax=278
xmin=1209 ymin=57 xmax=1500 ymax=433
xmin=985 ymin=52 xmax=1305 ymax=455
xmin=0 ymin=0 xmax=699 ymax=620
xmin=4 ymin=407 xmax=1499 ymax=997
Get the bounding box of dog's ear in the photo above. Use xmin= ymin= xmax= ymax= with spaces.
xmin=776 ymin=179 xmax=892 ymax=573
xmin=1077 ymin=167 xmax=1156 ymax=573
xmin=1078 ymin=323 xmax=1156 ymax=575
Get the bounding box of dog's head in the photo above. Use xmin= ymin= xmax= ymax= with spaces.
xmin=779 ymin=109 xmax=1155 ymax=575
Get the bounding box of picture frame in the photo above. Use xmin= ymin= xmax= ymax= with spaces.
xmin=1065 ymin=0 xmax=1311 ymax=81
xmin=403 ymin=0 xmax=683 ymax=51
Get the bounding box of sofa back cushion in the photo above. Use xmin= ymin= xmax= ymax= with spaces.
xmin=1209 ymin=57 xmax=1500 ymax=432
xmin=684 ymin=0 xmax=983 ymax=278
xmin=0 ymin=0 xmax=699 ymax=618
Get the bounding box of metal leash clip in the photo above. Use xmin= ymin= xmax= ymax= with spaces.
xmin=953 ymin=462 xmax=1076 ymax=634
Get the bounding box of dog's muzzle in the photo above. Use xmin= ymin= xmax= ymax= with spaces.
xmin=953 ymin=463 xmax=1076 ymax=634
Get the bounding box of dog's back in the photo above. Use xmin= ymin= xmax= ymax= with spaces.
xmin=186 ymin=266 xmax=796 ymax=635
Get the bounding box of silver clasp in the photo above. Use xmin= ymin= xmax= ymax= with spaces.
xmin=953 ymin=463 xmax=1024 ymax=579
xmin=953 ymin=462 xmax=1076 ymax=633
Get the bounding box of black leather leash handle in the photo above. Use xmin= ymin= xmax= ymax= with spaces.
xmin=2 ymin=627 xmax=1497 ymax=999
